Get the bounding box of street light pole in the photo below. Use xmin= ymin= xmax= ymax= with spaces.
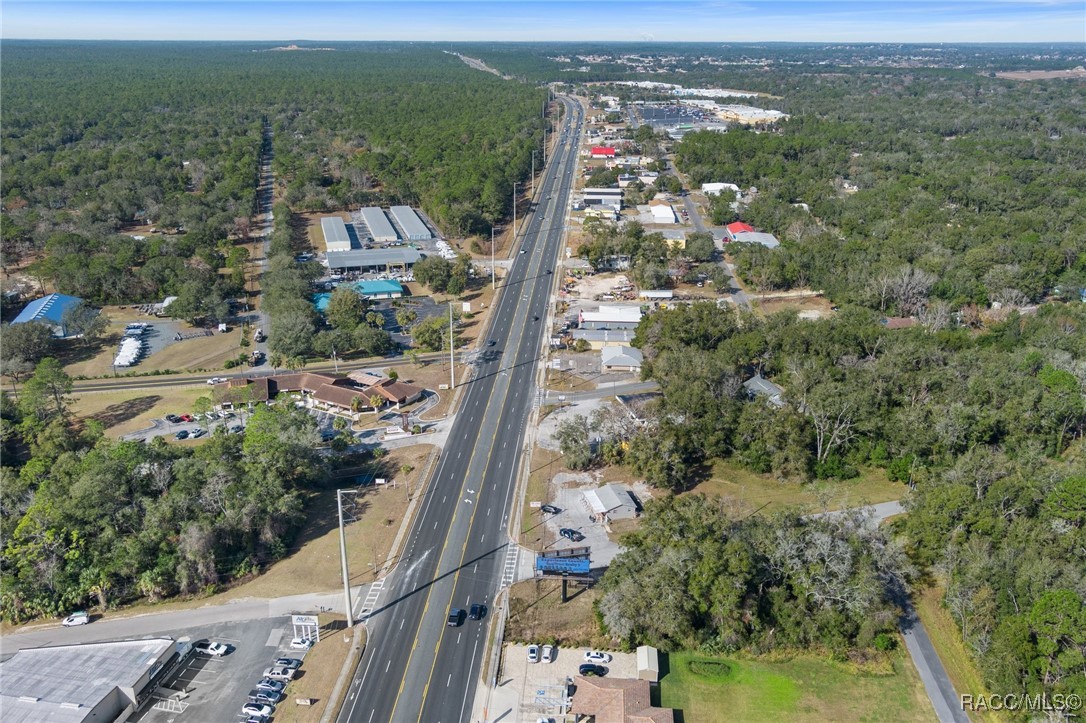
xmin=490 ymin=227 xmax=496 ymax=289
xmin=337 ymin=488 xmax=354 ymax=627
xmin=448 ymin=301 xmax=455 ymax=390
xmin=531 ymin=150 xmax=536 ymax=199
xmin=512 ymin=181 xmax=518 ymax=243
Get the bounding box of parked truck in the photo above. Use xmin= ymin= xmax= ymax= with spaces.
xmin=254 ymin=328 xmax=266 ymax=343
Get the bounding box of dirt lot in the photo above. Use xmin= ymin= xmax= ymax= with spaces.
xmin=566 ymin=272 xmax=633 ymax=302
xmin=994 ymin=67 xmax=1086 ymax=81
xmin=505 ymin=580 xmax=610 ymax=649
xmin=755 ymin=292 xmax=837 ymax=320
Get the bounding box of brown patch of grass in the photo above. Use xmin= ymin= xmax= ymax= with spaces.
xmin=914 ymin=584 xmax=998 ymax=723
xmin=71 ymin=387 xmax=208 ymax=437
xmin=756 ymin=293 xmax=836 ymax=320
xmin=520 ymin=446 xmax=565 ymax=547
xmin=275 ymin=616 xmax=364 ymax=723
xmin=505 ymin=578 xmax=609 ymax=649
xmin=691 ymin=459 xmax=905 ymax=515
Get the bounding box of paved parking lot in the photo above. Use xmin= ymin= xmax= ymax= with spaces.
xmin=131 ymin=618 xmax=312 ymax=723
xmin=498 ymin=643 xmax=637 ymax=722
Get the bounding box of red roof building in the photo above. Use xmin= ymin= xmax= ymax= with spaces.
xmin=591 ymin=146 xmax=617 ymax=158
xmin=725 ymin=222 xmax=755 ymax=241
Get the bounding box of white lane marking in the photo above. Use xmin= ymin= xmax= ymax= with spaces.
xmin=385 ymin=659 xmax=391 ymax=672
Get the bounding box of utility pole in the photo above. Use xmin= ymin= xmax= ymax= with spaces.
xmin=448 ymin=301 xmax=455 ymax=390
xmin=337 ymin=489 xmax=354 ymax=627
xmin=531 ymin=150 xmax=536 ymax=198
xmin=491 ymin=227 xmax=496 ymax=289
xmin=512 ymin=181 xmax=518 ymax=243
xmin=331 ymin=346 xmax=339 ymax=373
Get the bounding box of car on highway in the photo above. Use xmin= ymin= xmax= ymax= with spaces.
xmin=541 ymin=644 xmax=555 ymax=663
xmin=174 ymin=430 xmax=189 ymax=441
xmin=262 ymin=666 xmax=297 ymax=681
xmin=273 ymin=657 xmax=302 ymax=669
xmin=289 ymin=635 xmax=314 ymax=650
xmin=487 ymin=339 xmax=496 ymax=347
xmin=559 ymin=528 xmax=585 ymax=542
xmin=468 ymin=603 xmax=487 ymax=620
xmin=519 ymin=248 xmax=526 ymax=254
xmin=241 ymin=703 xmax=274 ymax=718
xmin=532 ymin=315 xmax=540 ymax=321
xmin=583 ymin=651 xmax=612 ymax=664
xmin=446 ymin=608 xmax=464 ymax=627
xmin=255 ymin=678 xmax=285 ymax=693
xmin=62 ymin=611 xmax=90 ymax=627
xmin=193 ymin=640 xmax=228 ymax=656
xmin=206 ymin=377 xmax=227 ymax=385
xmin=540 ymin=504 xmax=560 ymax=514
xmin=527 ymin=644 xmax=540 ymax=663
xmin=579 ymin=663 xmax=607 ymax=677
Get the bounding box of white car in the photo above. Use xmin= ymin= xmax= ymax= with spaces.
xmin=62 ymin=612 xmax=90 ymax=627
xmin=206 ymin=377 xmax=227 ymax=385
xmin=262 ymin=666 xmax=296 ymax=681
xmin=241 ymin=703 xmax=273 ymax=717
xmin=526 ymin=644 xmax=540 ymax=664
xmin=541 ymin=644 xmax=555 ymax=663
xmin=583 ymin=650 xmax=613 ymax=664
xmin=193 ymin=640 xmax=228 ymax=656
xmin=289 ymin=636 xmax=314 ymax=650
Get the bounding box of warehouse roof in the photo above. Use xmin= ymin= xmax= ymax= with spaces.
xmin=0 ymin=638 xmax=176 ymax=723
xmin=360 ymin=207 xmax=398 ymax=242
xmin=321 ymin=216 xmax=353 ymax=249
xmin=601 ymin=345 xmax=644 ymax=368
xmin=389 ymin=206 xmax=431 ymax=239
xmin=731 ymin=231 xmax=780 ymax=249
xmin=326 ymin=248 xmax=422 ymax=269
xmin=11 ymin=293 xmax=84 ymax=328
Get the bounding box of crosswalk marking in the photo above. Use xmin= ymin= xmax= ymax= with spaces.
xmin=361 ymin=579 xmax=385 ymax=619
xmin=500 ymin=546 xmax=519 ymax=588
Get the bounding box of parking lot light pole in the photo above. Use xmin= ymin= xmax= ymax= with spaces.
xmin=448 ymin=301 xmax=455 ymax=390
xmin=337 ymin=489 xmax=354 ymax=627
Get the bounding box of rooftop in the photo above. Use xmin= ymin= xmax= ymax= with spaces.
xmin=326 ymin=248 xmax=423 ymax=269
xmin=11 ymin=293 xmax=84 ymax=327
xmin=360 ymin=207 xmax=399 ymax=241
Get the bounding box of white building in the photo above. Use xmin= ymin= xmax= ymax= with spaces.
xmin=390 ymin=206 xmax=432 ymax=241
xmin=702 ymin=182 xmax=740 ymax=196
xmin=580 ymin=304 xmax=642 ymax=330
xmin=321 ymin=216 xmax=353 ymax=252
xmin=360 ymin=207 xmax=399 ymax=244
xmin=649 ymin=200 xmax=677 ymax=224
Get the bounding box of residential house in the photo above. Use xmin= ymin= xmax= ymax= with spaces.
xmin=570 ymin=675 xmax=674 ymax=723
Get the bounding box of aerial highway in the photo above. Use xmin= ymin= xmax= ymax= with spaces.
xmin=337 ymin=97 xmax=584 ymax=723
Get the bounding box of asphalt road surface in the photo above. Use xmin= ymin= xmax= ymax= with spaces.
xmin=337 ymin=98 xmax=584 ymax=723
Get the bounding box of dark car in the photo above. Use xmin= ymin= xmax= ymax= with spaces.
xmin=447 ymin=608 xmax=464 ymax=627
xmin=487 ymin=339 xmax=496 ymax=347
xmin=532 ymin=315 xmax=540 ymax=321
xmin=165 ymin=414 xmax=181 ymax=423
xmin=468 ymin=603 xmax=487 ymax=621
xmin=579 ymin=663 xmax=606 ymax=677
xmin=230 ymin=424 xmax=244 ymax=434
xmin=559 ymin=528 xmax=584 ymax=542
xmin=174 ymin=430 xmax=189 ymax=441
xmin=540 ymin=504 xmax=561 ymax=515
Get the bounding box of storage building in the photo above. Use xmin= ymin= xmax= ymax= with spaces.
xmin=11 ymin=293 xmax=89 ymax=338
xmin=321 ymin=216 xmax=353 ymax=252
xmin=390 ymin=206 xmax=432 ymax=241
xmin=360 ymin=207 xmax=399 ymax=244
xmin=326 ymin=248 xmax=422 ymax=273
xmin=579 ymin=305 xmax=642 ymax=330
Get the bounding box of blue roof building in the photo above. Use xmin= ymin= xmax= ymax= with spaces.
xmin=11 ymin=293 xmax=87 ymax=337
xmin=355 ymin=280 xmax=404 ymax=299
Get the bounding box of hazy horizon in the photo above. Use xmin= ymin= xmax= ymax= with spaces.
xmin=4 ymin=1 xmax=1085 ymax=43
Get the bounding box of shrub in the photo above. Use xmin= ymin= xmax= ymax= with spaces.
xmin=688 ymin=659 xmax=732 ymax=679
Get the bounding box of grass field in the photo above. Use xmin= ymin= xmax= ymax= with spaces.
xmin=505 ymin=578 xmax=610 ymax=649
xmin=520 ymin=445 xmax=564 ymax=545
xmin=71 ymin=386 xmax=207 ymax=437
xmin=913 ymin=584 xmax=997 ymax=723
xmin=659 ymin=650 xmax=933 ymax=722
xmin=274 ymin=616 xmax=364 ymax=723
xmin=691 ymin=459 xmax=906 ymax=515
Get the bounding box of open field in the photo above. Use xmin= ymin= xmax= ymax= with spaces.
xmin=993 ymin=68 xmax=1086 ymax=81
xmin=691 ymin=459 xmax=906 ymax=515
xmin=754 ymin=291 xmax=836 ymax=320
xmin=274 ymin=616 xmax=362 ymax=723
xmin=71 ymin=386 xmax=207 ymax=437
xmin=505 ymin=578 xmax=609 ymax=649
xmin=658 ymin=650 xmax=933 ymax=722
xmin=520 ymin=445 xmax=565 ymax=544
xmin=914 ymin=584 xmax=997 ymax=723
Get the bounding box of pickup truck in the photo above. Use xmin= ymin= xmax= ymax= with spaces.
xmin=254 ymin=328 xmax=266 ymax=343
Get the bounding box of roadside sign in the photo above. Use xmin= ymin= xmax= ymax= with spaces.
xmin=292 ymin=614 xmax=318 ymax=627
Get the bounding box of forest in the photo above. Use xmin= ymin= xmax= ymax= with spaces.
xmin=1 ymin=41 xmax=546 ymax=304
xmin=0 ymin=359 xmax=325 ymax=621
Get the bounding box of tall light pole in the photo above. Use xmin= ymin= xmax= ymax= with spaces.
xmin=448 ymin=301 xmax=455 ymax=390
xmin=512 ymin=181 xmax=519 ymax=244
xmin=531 ymin=150 xmax=536 ymax=198
xmin=490 ymin=227 xmax=496 ymax=289
xmin=337 ymin=489 xmax=354 ymax=627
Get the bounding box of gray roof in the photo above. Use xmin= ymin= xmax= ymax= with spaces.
xmin=326 ymin=248 xmax=422 ymax=270
xmin=360 ymin=207 xmax=399 ymax=242
xmin=390 ymin=206 xmax=432 ymax=240
xmin=321 ymin=216 xmax=352 ymax=248
xmin=570 ymin=329 xmax=635 ymax=343
xmin=601 ymin=345 xmax=644 ymax=367
xmin=0 ymin=638 xmax=176 ymax=723
xmin=743 ymin=374 xmax=785 ymax=406
xmin=731 ymin=231 xmax=780 ymax=249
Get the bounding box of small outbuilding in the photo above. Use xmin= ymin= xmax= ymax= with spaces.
xmin=584 ymin=483 xmax=640 ymax=521
xmin=743 ymin=374 xmax=785 ymax=408
xmin=637 ymin=645 xmax=661 ymax=682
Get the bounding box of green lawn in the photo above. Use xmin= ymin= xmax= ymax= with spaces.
xmin=658 ymin=650 xmax=934 ymax=722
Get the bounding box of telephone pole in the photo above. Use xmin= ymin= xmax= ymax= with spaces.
xmin=337 ymin=489 xmax=354 ymax=627
xmin=448 ymin=301 xmax=455 ymax=390
xmin=490 ymin=227 xmax=496 ymax=289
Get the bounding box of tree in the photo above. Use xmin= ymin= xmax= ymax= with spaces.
xmin=324 ymin=286 xmax=367 ymax=331
xmin=414 ymin=256 xmax=452 ymax=293
xmin=556 ymin=415 xmax=595 ymax=470
xmin=411 ymin=315 xmax=456 ymax=352
xmin=270 ymin=308 xmax=315 ymax=359
xmin=683 ymin=232 xmax=715 ymax=262
xmin=19 ymin=357 xmax=73 ymax=423
xmin=0 ymin=322 xmax=55 ymax=385
xmin=61 ymin=302 xmax=110 ymax=347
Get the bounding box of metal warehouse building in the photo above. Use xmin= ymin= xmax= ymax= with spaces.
xmin=360 ymin=207 xmax=399 ymax=244
xmin=326 ymin=248 xmax=422 ymax=273
xmin=390 ymin=206 xmax=432 ymax=241
xmin=321 ymin=216 xmax=353 ymax=252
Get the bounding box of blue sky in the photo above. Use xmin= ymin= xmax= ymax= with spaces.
xmin=3 ymin=1 xmax=1084 ymax=42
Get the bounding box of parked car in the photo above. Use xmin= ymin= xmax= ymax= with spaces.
xmin=164 ymin=414 xmax=181 ymax=423
xmin=262 ymin=666 xmax=296 ymax=681
xmin=174 ymin=430 xmax=189 ymax=441
xmin=540 ymin=504 xmax=560 ymax=515
xmin=179 ymin=414 xmax=193 ymax=422
xmin=468 ymin=603 xmax=487 ymax=620
xmin=447 ymin=608 xmax=464 ymax=627
xmin=289 ymin=636 xmax=314 ymax=650
xmin=559 ymin=528 xmax=584 ymax=542
xmin=541 ymin=644 xmax=555 ymax=663
xmin=193 ymin=640 xmax=228 ymax=656
xmin=62 ymin=611 xmax=90 ymax=627
xmin=255 ymin=679 xmax=285 ymax=693
xmin=248 ymin=689 xmax=281 ymax=705
xmin=230 ymin=424 xmax=244 ymax=434
xmin=273 ymin=658 xmax=302 ymax=669
xmin=583 ymin=651 xmax=612 ymax=664
xmin=241 ymin=703 xmax=274 ymax=718
xmin=527 ymin=644 xmax=540 ymax=663
xmin=190 ymin=428 xmax=206 ymax=439
xmin=578 ymin=663 xmax=606 ymax=677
